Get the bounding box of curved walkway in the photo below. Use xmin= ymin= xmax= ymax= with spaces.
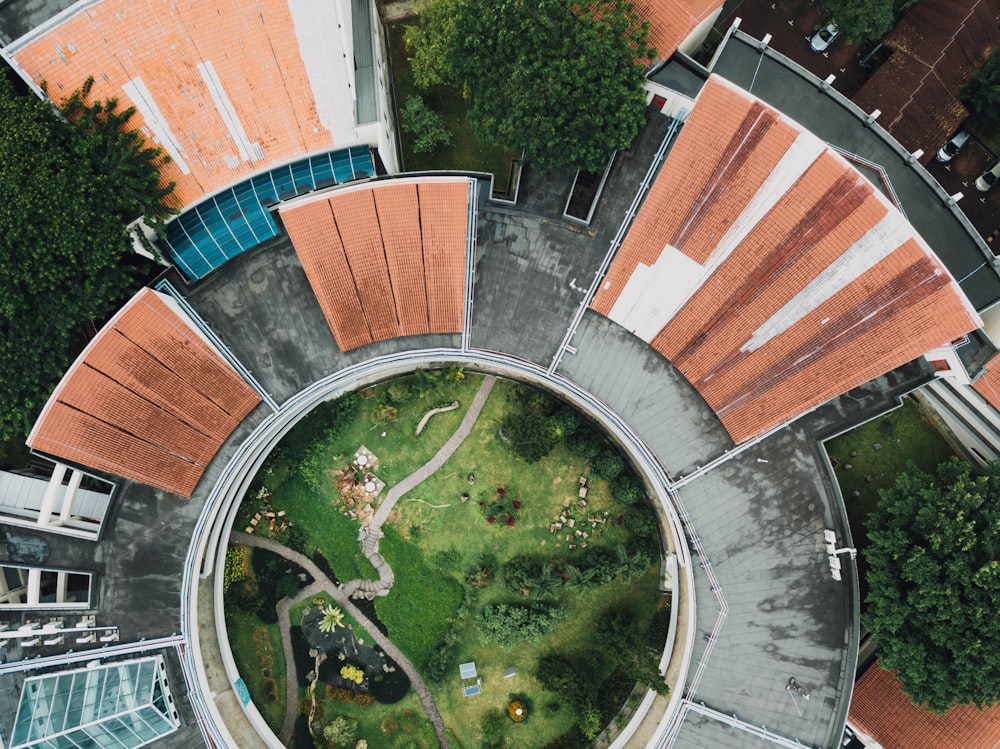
xmin=233 ymin=532 xmax=450 ymax=747
xmin=229 ymin=374 xmax=497 ymax=748
xmin=341 ymin=375 xmax=496 ymax=598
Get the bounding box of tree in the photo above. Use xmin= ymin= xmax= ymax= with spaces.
xmin=501 ymin=413 xmax=560 ymax=463
xmin=612 ymin=475 xmax=643 ymax=505
xmin=564 ymin=564 xmax=596 ymax=593
xmin=400 ymin=95 xmax=452 ymax=154
xmin=962 ymin=49 xmax=1000 ymax=131
xmin=591 ymin=449 xmax=625 ymax=480
xmin=528 ymin=563 xmax=561 ymax=600
xmin=0 ymin=76 xmax=173 ymax=438
xmin=865 ymin=458 xmax=1000 ymax=712
xmin=567 ymin=426 xmax=603 ymax=459
xmin=818 ymin=0 xmax=894 ymax=45
xmin=615 ymin=544 xmax=651 ymax=582
xmin=407 ymin=0 xmax=654 ymax=172
xmin=319 ymin=605 xmax=345 ymax=633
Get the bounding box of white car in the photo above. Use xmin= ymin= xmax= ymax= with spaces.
xmin=975 ymin=162 xmax=1000 ymax=191
xmin=936 ymin=128 xmax=971 ymax=163
xmin=810 ymin=23 xmax=839 ymax=53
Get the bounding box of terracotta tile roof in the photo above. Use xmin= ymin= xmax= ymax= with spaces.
xmin=972 ymin=352 xmax=1000 ymax=411
xmin=851 ymin=0 xmax=1000 ymax=161
xmin=593 ymin=76 xmax=980 ymax=443
xmin=12 ymin=0 xmax=338 ymax=207
xmin=282 ymin=178 xmax=469 ymax=351
xmin=633 ymin=0 xmax=721 ymax=58
xmin=27 ymin=289 xmax=261 ymax=497
xmin=850 ymin=661 xmax=1000 ymax=749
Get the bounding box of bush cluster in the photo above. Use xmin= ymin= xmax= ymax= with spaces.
xmin=475 ymin=602 xmax=567 ymax=648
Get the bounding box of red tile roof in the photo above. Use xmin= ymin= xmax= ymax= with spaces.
xmin=281 ymin=178 xmax=469 ymax=351
xmin=12 ymin=0 xmax=338 ymax=207
xmin=852 ymin=0 xmax=1000 ymax=161
xmin=593 ymin=76 xmax=980 ymax=443
xmin=972 ymin=352 xmax=1000 ymax=411
xmin=851 ymin=662 xmax=1000 ymax=749
xmin=634 ymin=0 xmax=722 ymax=58
xmin=27 ymin=289 xmax=261 ymax=498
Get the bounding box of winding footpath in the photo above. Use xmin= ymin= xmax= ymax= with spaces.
xmin=230 ymin=375 xmax=496 ymax=749
xmin=342 ymin=376 xmax=496 ymax=599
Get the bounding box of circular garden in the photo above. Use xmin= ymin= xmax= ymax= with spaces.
xmin=224 ymin=370 xmax=673 ymax=749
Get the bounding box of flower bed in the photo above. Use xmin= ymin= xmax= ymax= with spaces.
xmin=478 ymin=486 xmax=522 ymax=527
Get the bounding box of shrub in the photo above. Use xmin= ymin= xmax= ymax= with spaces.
xmin=387 ymin=381 xmax=411 ymax=404
xmin=551 ymin=407 xmax=580 ymax=438
xmin=612 ymin=475 xmax=643 ymax=505
xmin=340 ymin=665 xmax=364 ymax=684
xmin=481 ymin=708 xmax=506 ymax=741
xmin=580 ymin=699 xmax=603 ymax=739
xmin=566 ymin=426 xmax=602 ymax=459
xmin=323 ymin=715 xmax=359 ymax=745
xmin=502 ymin=413 xmax=560 ymax=462
xmin=591 ymin=449 xmax=625 ymax=480
xmin=502 ymin=554 xmax=541 ymax=596
xmin=475 ymin=602 xmax=567 ymax=648
xmin=223 ymin=546 xmax=246 ymax=592
xmin=464 ymin=555 xmax=495 ymax=588
xmin=624 ymin=505 xmax=657 ymax=537
xmin=400 ymin=95 xmax=452 ymax=153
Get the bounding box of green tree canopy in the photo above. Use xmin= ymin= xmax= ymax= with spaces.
xmin=961 ymin=49 xmax=1000 ymax=131
xmin=0 ymin=75 xmax=174 ymax=439
xmin=407 ymin=0 xmax=654 ymax=172
xmin=865 ymin=458 xmax=1000 ymax=713
xmin=819 ymin=0 xmax=894 ymax=45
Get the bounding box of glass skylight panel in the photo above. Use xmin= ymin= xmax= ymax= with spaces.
xmin=9 ymin=656 xmax=179 ymax=749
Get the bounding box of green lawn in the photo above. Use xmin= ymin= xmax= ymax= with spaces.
xmin=387 ymin=22 xmax=520 ymax=190
xmin=824 ymin=396 xmax=956 ymax=607
xmin=229 ymin=374 xmax=666 ymax=747
xmin=226 ymin=608 xmax=286 ymax=733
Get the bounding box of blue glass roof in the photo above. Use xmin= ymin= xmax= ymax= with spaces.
xmin=161 ymin=146 xmax=375 ymax=281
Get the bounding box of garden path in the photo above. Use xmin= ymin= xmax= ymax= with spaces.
xmin=229 ymin=374 xmax=497 ymax=748
xmin=341 ymin=375 xmax=496 ymax=598
xmin=233 ymin=532 xmax=451 ymax=748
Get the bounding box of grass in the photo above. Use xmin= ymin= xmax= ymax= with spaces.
xmin=375 ymin=527 xmax=465 ymax=669
xmin=824 ymin=396 xmax=955 ymax=607
xmin=387 ymin=22 xmax=520 ymax=189
xmin=229 ymin=374 xmax=665 ymax=747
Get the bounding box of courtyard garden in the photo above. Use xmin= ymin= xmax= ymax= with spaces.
xmin=387 ymin=22 xmax=520 ymax=194
xmin=824 ymin=396 xmax=956 ymax=606
xmin=225 ymin=370 xmax=670 ymax=748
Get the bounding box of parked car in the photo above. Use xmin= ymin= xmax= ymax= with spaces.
xmin=976 ymin=161 xmax=1000 ymax=191
xmin=810 ymin=23 xmax=839 ymax=53
xmin=936 ymin=127 xmax=971 ymax=163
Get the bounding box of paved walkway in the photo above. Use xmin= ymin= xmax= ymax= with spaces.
xmin=230 ymin=374 xmax=497 ymax=748
xmin=234 ymin=532 xmax=450 ymax=747
xmin=341 ymin=375 xmax=496 ymax=598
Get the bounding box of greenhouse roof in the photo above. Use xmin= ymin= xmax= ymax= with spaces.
xmin=9 ymin=655 xmax=179 ymax=749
